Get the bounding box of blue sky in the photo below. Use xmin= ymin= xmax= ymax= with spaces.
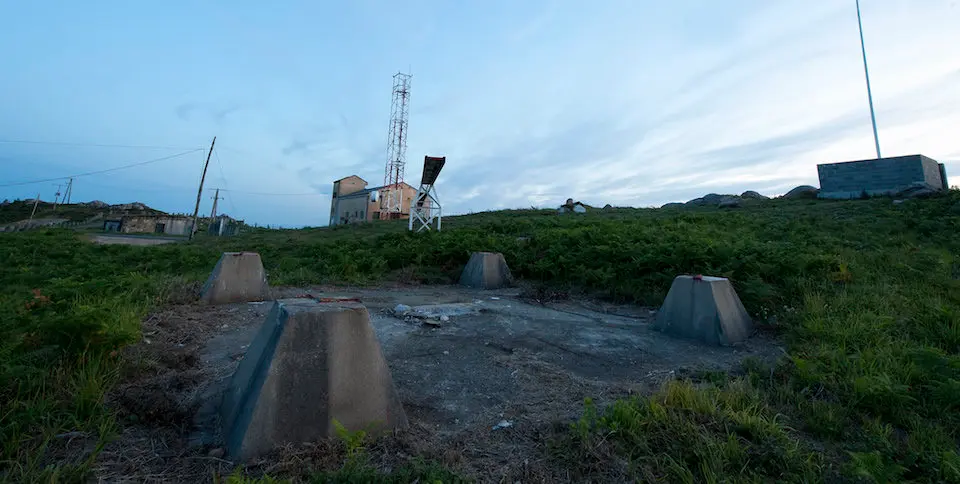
xmin=1 ymin=1 xmax=958 ymax=227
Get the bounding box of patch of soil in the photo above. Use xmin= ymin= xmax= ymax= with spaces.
xmin=95 ymin=285 xmax=784 ymax=483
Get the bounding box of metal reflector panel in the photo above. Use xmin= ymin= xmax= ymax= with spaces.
xmin=421 ymin=156 xmax=446 ymax=185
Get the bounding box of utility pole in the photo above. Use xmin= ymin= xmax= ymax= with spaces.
xmin=189 ymin=136 xmax=216 ymax=241
xmin=857 ymin=0 xmax=881 ymax=159
xmin=29 ymin=193 xmax=41 ymax=221
xmin=65 ymin=178 xmax=74 ymax=204
xmin=52 ymin=183 xmax=63 ymax=210
xmin=210 ymin=188 xmax=222 ymax=219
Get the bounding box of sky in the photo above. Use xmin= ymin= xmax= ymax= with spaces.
xmin=1 ymin=1 xmax=958 ymax=227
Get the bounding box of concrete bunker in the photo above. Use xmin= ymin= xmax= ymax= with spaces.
xmin=654 ymin=275 xmax=753 ymax=346
xmin=200 ymin=252 xmax=270 ymax=304
xmin=459 ymin=252 xmax=513 ymax=289
xmin=220 ymin=298 xmax=407 ymax=460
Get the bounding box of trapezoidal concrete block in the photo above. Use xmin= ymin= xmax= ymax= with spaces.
xmin=654 ymin=275 xmax=753 ymax=346
xmin=200 ymin=252 xmax=270 ymax=304
xmin=459 ymin=251 xmax=512 ymax=289
xmin=220 ymin=299 xmax=407 ymax=461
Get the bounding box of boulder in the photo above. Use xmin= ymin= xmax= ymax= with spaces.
xmin=740 ymin=190 xmax=769 ymax=200
xmin=460 ymin=252 xmax=512 ymax=289
xmin=686 ymin=193 xmax=727 ymax=206
xmin=784 ymin=185 xmax=819 ymax=199
xmin=221 ymin=299 xmax=407 ymax=460
xmin=896 ymin=182 xmax=940 ymax=199
xmin=654 ymin=275 xmax=753 ymax=345
xmin=717 ymin=196 xmax=741 ymax=208
xmin=200 ymin=252 xmax=271 ymax=304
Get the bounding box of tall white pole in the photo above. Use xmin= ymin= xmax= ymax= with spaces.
xmin=857 ymin=0 xmax=882 ymax=159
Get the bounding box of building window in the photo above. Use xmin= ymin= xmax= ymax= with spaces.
xmin=154 ymin=223 xmax=166 ymax=234
xmin=360 ymin=210 xmax=364 ymax=219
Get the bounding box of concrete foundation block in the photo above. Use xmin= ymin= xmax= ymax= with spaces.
xmin=654 ymin=275 xmax=753 ymax=346
xmin=200 ymin=252 xmax=270 ymax=304
xmin=221 ymin=299 xmax=407 ymax=461
xmin=459 ymin=252 xmax=512 ymax=289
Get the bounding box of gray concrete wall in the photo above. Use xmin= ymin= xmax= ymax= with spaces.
xmin=333 ymin=195 xmax=370 ymax=225
xmin=817 ymin=155 xmax=944 ymax=199
xmin=120 ymin=216 xmax=192 ymax=235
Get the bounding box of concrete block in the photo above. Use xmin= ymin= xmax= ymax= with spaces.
xmin=654 ymin=275 xmax=753 ymax=346
xmin=221 ymin=299 xmax=407 ymax=460
xmin=200 ymin=252 xmax=270 ymax=304
xmin=459 ymin=252 xmax=512 ymax=289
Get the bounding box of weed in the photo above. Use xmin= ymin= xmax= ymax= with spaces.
xmin=2 ymin=191 xmax=960 ymax=481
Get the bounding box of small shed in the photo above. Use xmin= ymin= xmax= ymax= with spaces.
xmin=208 ymin=215 xmax=242 ymax=237
xmin=558 ymin=198 xmax=588 ymax=214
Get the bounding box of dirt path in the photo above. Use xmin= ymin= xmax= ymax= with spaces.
xmin=94 ymin=285 xmax=782 ymax=482
xmin=90 ymin=234 xmax=183 ymax=245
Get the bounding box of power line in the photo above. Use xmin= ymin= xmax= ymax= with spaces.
xmin=0 ymin=139 xmax=203 ymax=150
xmin=213 ymin=147 xmax=237 ymax=214
xmin=0 ymin=149 xmax=203 ymax=188
xmin=217 ymin=188 xmax=329 ymax=196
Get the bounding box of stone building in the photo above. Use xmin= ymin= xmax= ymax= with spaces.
xmin=106 ymin=215 xmax=193 ymax=235
xmin=817 ymin=154 xmax=948 ymax=199
xmin=329 ymin=175 xmax=417 ymax=226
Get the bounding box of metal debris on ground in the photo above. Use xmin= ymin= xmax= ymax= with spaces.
xmin=492 ymin=420 xmax=513 ymax=431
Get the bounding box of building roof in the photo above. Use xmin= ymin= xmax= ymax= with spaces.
xmin=337 ymin=182 xmax=415 ymax=199
xmin=334 ymin=175 xmax=367 ymax=183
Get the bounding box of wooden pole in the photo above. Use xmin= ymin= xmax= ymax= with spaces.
xmin=209 ymin=188 xmax=220 ymax=219
xmin=189 ymin=137 xmax=216 ymax=240
xmin=29 ymin=193 xmax=41 ymax=220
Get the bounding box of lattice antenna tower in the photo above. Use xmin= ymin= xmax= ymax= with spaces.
xmin=382 ymin=72 xmax=411 ymax=219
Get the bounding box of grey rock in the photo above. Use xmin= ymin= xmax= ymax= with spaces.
xmin=717 ymin=197 xmax=741 ymax=208
xmin=686 ymin=193 xmax=727 ymax=206
xmin=896 ymin=182 xmax=940 ymax=199
xmin=784 ymin=185 xmax=819 ymax=199
xmin=740 ymin=190 xmax=769 ymax=200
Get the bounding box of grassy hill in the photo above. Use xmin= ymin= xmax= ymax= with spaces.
xmin=1 ymin=193 xmax=959 ymax=481
xmin=0 ymin=200 xmax=165 ymax=225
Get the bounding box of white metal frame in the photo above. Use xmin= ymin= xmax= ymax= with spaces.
xmin=408 ymin=184 xmax=442 ymax=232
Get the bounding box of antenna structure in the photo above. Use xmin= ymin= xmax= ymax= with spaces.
xmin=856 ymin=0 xmax=881 ymax=159
xmin=382 ymin=72 xmax=411 ymax=219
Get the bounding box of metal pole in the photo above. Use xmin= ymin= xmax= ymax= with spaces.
xmin=857 ymin=0 xmax=881 ymax=159
xmin=190 ymin=136 xmax=216 ymax=240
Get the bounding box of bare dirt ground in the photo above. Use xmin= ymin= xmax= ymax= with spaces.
xmin=93 ymin=284 xmax=783 ymax=483
xmin=90 ymin=234 xmax=183 ymax=246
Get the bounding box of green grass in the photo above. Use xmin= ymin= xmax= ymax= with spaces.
xmin=2 ymin=193 xmax=960 ymax=482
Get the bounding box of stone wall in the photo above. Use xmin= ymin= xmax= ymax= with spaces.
xmin=817 ymin=155 xmax=945 ymax=199
xmin=120 ymin=216 xmax=191 ymax=235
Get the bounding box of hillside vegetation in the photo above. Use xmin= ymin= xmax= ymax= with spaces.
xmin=1 ymin=193 xmax=959 ymax=482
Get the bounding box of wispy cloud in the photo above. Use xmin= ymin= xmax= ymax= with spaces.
xmin=1 ymin=0 xmax=958 ymax=226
